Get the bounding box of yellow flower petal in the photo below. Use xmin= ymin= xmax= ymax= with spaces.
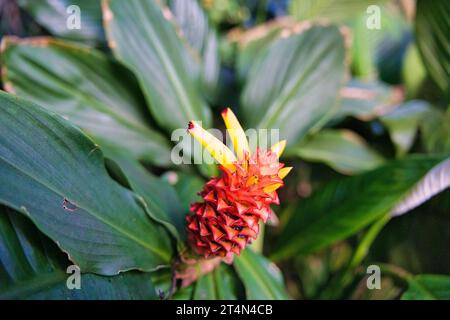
xmin=221 ymin=108 xmax=250 ymax=160
xmin=278 ymin=167 xmax=292 ymax=179
xmin=263 ymin=183 xmax=283 ymax=193
xmin=188 ymin=121 xmax=236 ymax=171
xmin=270 ymin=140 xmax=287 ymax=158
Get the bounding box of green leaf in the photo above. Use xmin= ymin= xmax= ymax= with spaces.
xmin=402 ymin=275 xmax=450 ymax=300
xmin=169 ymin=0 xmax=207 ymax=54
xmin=0 ymin=207 xmax=158 ymax=300
xmin=420 ymin=107 xmax=450 ymax=153
xmin=106 ymin=154 xmax=186 ymax=243
xmin=191 ymin=264 xmax=239 ymax=300
xmin=289 ymin=0 xmax=387 ymax=22
xmin=0 ymin=91 xmax=173 ymax=274
xmin=234 ymin=249 xmax=290 ymax=300
xmin=415 ymin=0 xmax=450 ymax=98
xmin=288 ymin=129 xmax=384 ymax=174
xmin=391 ymin=158 xmax=450 ymax=216
xmin=402 ymin=43 xmax=427 ymax=98
xmin=173 ymin=283 xmax=194 ymax=300
xmin=335 ymin=79 xmax=403 ymax=121
xmin=1 ymin=37 xmax=172 ymax=167
xmin=103 ymin=0 xmax=211 ymax=132
xmin=380 ymin=101 xmax=430 ymax=156
xmin=241 ymin=25 xmax=345 ymax=145
xmin=272 ymin=154 xmax=449 ymax=260
xmin=200 ymin=30 xmax=220 ymax=101
xmin=234 ymin=20 xmax=285 ymax=82
xmin=18 ymin=0 xmax=105 ymax=45
xmin=169 ymin=0 xmax=220 ymax=100
xmin=351 ymin=8 xmax=409 ymax=82
xmin=162 ymin=172 xmax=205 ymax=210
xmin=192 ymin=272 xmax=216 ymax=300
xmin=212 ymin=264 xmax=239 ymax=300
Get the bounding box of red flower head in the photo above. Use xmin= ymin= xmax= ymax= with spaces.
xmin=186 ymin=108 xmax=292 ymax=259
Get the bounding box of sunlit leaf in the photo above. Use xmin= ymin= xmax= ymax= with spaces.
xmin=1 ymin=37 xmax=172 ymax=166
xmin=103 ymin=0 xmax=211 ymax=132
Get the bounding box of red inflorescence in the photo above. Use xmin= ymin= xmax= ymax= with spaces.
xmin=186 ymin=148 xmax=285 ymax=259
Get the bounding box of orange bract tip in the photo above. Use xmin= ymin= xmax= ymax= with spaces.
xmin=278 ymin=167 xmax=292 ymax=179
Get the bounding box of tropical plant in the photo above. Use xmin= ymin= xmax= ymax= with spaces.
xmin=0 ymin=0 xmax=448 ymax=300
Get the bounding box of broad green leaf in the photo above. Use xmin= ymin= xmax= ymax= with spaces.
xmin=234 ymin=19 xmax=288 ymax=82
xmin=173 ymin=284 xmax=194 ymax=300
xmin=162 ymin=172 xmax=205 ymax=210
xmin=402 ymin=275 xmax=450 ymax=300
xmin=289 ymin=0 xmax=387 ymax=22
xmin=272 ymin=155 xmax=449 ymax=260
xmin=169 ymin=0 xmax=220 ymax=100
xmin=0 ymin=91 xmax=173 ymax=275
xmin=234 ymin=249 xmax=290 ymax=300
xmin=169 ymin=0 xmax=207 ymax=54
xmin=380 ymin=101 xmax=430 ymax=156
xmin=192 ymin=272 xmax=216 ymax=300
xmin=415 ymin=0 xmax=450 ymax=98
xmin=212 ymin=264 xmax=239 ymax=300
xmin=241 ymin=25 xmax=345 ymax=145
xmin=391 ymin=158 xmax=450 ymax=216
xmin=192 ymin=265 xmax=240 ymax=300
xmin=420 ymin=107 xmax=450 ymax=153
xmin=149 ymin=269 xmax=172 ymax=299
xmin=1 ymin=37 xmax=172 ymax=166
xmin=106 ymin=154 xmax=186 ymax=243
xmin=200 ymin=30 xmax=220 ymax=101
xmin=0 ymin=207 xmax=158 ymax=300
xmin=288 ymin=129 xmax=384 ymax=174
xmin=103 ymin=0 xmax=211 ymax=132
xmin=18 ymin=0 xmax=105 ymax=45
xmin=168 ymin=262 xmax=235 ymax=301
xmin=335 ymin=80 xmax=403 ymax=121
xmin=346 ymin=7 xmax=408 ymax=81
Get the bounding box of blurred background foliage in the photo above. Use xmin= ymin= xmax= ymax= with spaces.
xmin=0 ymin=0 xmax=449 ymax=300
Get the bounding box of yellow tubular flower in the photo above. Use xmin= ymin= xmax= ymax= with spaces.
xmin=188 ymin=121 xmax=237 ymax=171
xmin=221 ymin=108 xmax=250 ymax=161
xmin=263 ymin=183 xmax=283 ymax=193
xmin=270 ymin=140 xmax=287 ymax=158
